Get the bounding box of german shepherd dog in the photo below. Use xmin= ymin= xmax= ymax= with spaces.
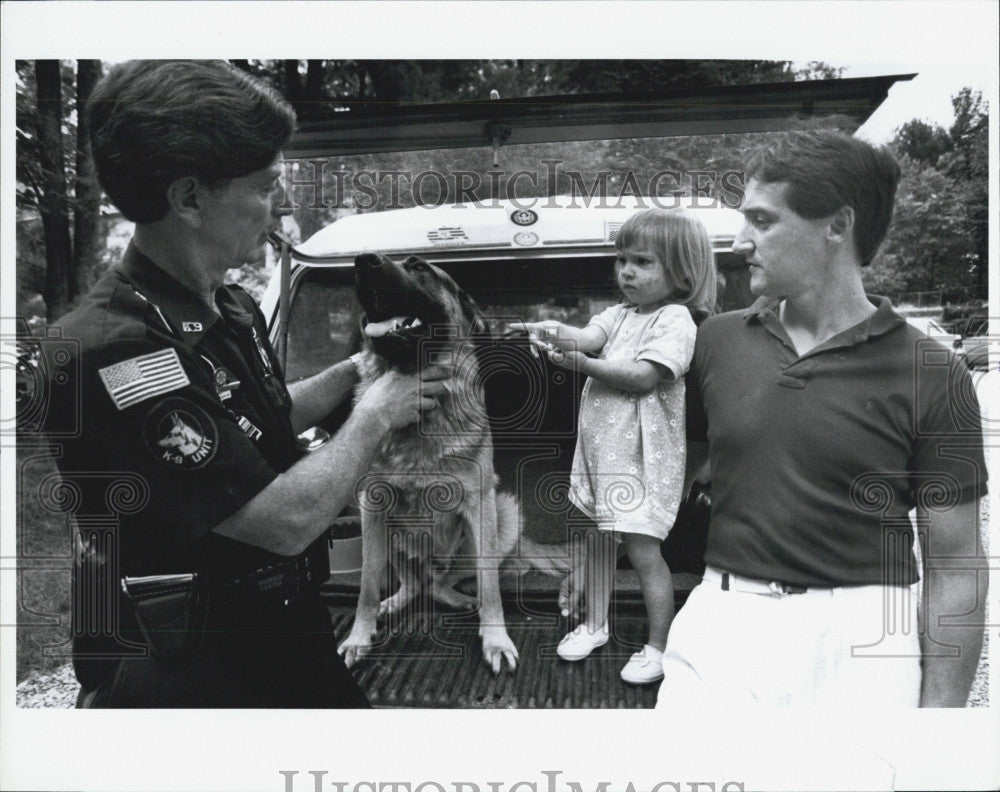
xmin=338 ymin=253 xmax=569 ymax=674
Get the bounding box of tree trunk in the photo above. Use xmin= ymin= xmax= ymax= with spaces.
xmin=71 ymin=59 xmax=102 ymax=301
xmin=304 ymin=60 xmax=325 ymax=104
xmin=282 ymin=59 xmax=303 ymax=110
xmin=34 ymin=60 xmax=73 ymax=321
xmin=362 ymin=61 xmax=405 ymax=101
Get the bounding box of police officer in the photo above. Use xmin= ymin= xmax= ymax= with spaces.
xmin=46 ymin=60 xmax=449 ymax=707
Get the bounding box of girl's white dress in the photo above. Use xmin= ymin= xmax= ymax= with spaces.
xmin=568 ymin=302 xmax=696 ymax=539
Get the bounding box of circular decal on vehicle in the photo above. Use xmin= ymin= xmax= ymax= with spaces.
xmin=513 ymin=231 xmax=539 ymax=246
xmin=143 ymin=398 xmax=218 ymax=469
xmin=510 ymin=209 xmax=538 ymax=226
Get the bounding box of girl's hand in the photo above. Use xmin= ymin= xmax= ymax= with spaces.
xmin=547 ymin=347 xmax=587 ymax=371
xmin=507 ymin=321 xmax=572 ymax=350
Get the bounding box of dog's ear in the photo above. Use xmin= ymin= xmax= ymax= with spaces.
xmin=457 ymin=285 xmax=491 ymax=338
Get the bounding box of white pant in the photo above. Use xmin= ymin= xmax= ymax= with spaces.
xmin=656 ymin=567 xmax=922 ymax=708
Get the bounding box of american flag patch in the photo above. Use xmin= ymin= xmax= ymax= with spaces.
xmin=98 ymin=348 xmax=190 ymax=410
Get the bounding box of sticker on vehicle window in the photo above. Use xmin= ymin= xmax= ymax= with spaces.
xmin=511 ymin=209 xmax=538 ymax=226
xmin=427 ymin=227 xmax=468 ymax=243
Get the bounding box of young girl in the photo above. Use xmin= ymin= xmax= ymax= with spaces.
xmin=516 ymin=208 xmax=716 ymax=684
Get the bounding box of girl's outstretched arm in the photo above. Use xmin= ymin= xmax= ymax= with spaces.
xmin=507 ymin=320 xmax=608 ymax=354
xmin=550 ymin=351 xmax=671 ymax=394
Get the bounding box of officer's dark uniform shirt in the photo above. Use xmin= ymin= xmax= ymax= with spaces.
xmin=48 ymin=243 xmax=367 ymax=707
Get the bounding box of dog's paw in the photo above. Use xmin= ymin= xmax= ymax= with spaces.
xmin=481 ymin=628 xmax=519 ymax=674
xmin=338 ymin=632 xmax=374 ymax=668
xmin=379 ymin=588 xmax=417 ymax=618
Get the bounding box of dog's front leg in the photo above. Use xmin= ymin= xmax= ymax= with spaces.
xmin=338 ymin=506 xmax=388 ymax=668
xmin=380 ymin=537 xmax=420 ymax=618
xmin=469 ymin=485 xmax=518 ymax=674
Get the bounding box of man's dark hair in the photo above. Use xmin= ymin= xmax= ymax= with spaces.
xmin=745 ymin=129 xmax=901 ymax=265
xmin=86 ymin=60 xmax=296 ymax=223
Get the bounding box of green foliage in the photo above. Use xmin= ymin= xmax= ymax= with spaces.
xmin=866 ymin=156 xmax=973 ymax=294
xmin=17 ymin=59 xmax=106 ymax=321
xmin=16 ymin=60 xmax=78 ymax=213
xmin=792 ymin=62 xmax=846 ymax=81
xmin=867 ymin=88 xmax=988 ymax=300
xmin=892 ymin=119 xmax=952 ymax=167
xmin=556 ymin=60 xmax=798 ymax=94
xmin=945 ymin=88 xmax=989 ymax=180
xmin=239 ymin=58 xmax=812 ymax=110
xmin=20 ymin=60 xmax=987 ymax=318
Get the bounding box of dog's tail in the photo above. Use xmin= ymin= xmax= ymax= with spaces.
xmin=496 ymin=492 xmax=571 ymax=577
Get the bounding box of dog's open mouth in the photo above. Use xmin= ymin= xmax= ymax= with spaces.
xmin=363 ymin=315 xmax=424 ymax=339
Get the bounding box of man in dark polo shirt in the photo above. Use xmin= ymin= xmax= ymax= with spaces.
xmin=656 ymin=130 xmax=987 ymax=708
xmin=45 ymin=60 xmax=449 ymax=707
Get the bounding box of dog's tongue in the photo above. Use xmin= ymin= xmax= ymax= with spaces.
xmin=364 ymin=315 xmax=421 ymax=338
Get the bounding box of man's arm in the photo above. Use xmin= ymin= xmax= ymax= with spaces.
xmin=286 ymin=357 xmax=360 ymax=435
xmin=918 ymin=497 xmax=987 ymax=707
xmin=214 ymin=368 xmax=448 ymax=556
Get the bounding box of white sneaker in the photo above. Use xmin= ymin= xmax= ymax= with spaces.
xmin=557 ymin=622 xmax=609 ymax=661
xmin=620 ymin=645 xmax=664 ymax=684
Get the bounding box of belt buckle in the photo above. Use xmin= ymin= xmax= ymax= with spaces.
xmin=768 ymin=580 xmax=807 ymax=595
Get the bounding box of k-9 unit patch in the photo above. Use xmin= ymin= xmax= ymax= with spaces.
xmin=143 ymin=398 xmax=218 ymax=469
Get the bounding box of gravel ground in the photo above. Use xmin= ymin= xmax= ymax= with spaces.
xmin=968 ymin=628 xmax=989 ymax=707
xmin=16 ymin=662 xmax=79 ymax=708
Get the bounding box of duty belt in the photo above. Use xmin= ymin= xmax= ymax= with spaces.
xmin=223 ymin=542 xmax=328 ymax=609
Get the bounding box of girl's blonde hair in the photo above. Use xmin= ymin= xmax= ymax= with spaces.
xmin=615 ymin=208 xmax=717 ymax=317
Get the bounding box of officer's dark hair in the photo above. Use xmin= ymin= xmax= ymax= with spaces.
xmin=86 ymin=60 xmax=296 ymax=223
xmin=745 ymin=129 xmax=900 ymax=266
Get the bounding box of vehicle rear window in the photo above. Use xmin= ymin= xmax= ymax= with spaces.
xmin=283 ymin=258 xmax=621 ymax=380
xmin=284 ymin=249 xmax=751 ymax=380
xmin=284 ymin=275 xmax=362 ymax=381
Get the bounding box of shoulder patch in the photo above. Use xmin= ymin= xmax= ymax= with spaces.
xmin=98 ymin=348 xmax=190 ymax=410
xmin=143 ymin=398 xmax=218 ymax=469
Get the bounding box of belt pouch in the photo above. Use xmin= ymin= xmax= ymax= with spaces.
xmin=120 ymin=573 xmax=207 ymax=661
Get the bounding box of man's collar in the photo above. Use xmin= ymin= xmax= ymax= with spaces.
xmin=743 ymin=295 xmax=903 ymax=336
xmin=119 ymin=242 xmax=219 ymax=344
xmin=741 ymin=296 xmax=779 ymax=323
xmin=862 ymin=295 xmax=907 ymax=338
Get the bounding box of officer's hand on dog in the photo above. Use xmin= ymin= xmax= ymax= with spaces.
xmin=357 ymin=368 xmax=451 ymax=430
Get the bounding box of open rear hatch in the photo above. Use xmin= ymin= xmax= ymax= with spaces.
xmin=272 ymin=73 xmax=911 ymax=707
